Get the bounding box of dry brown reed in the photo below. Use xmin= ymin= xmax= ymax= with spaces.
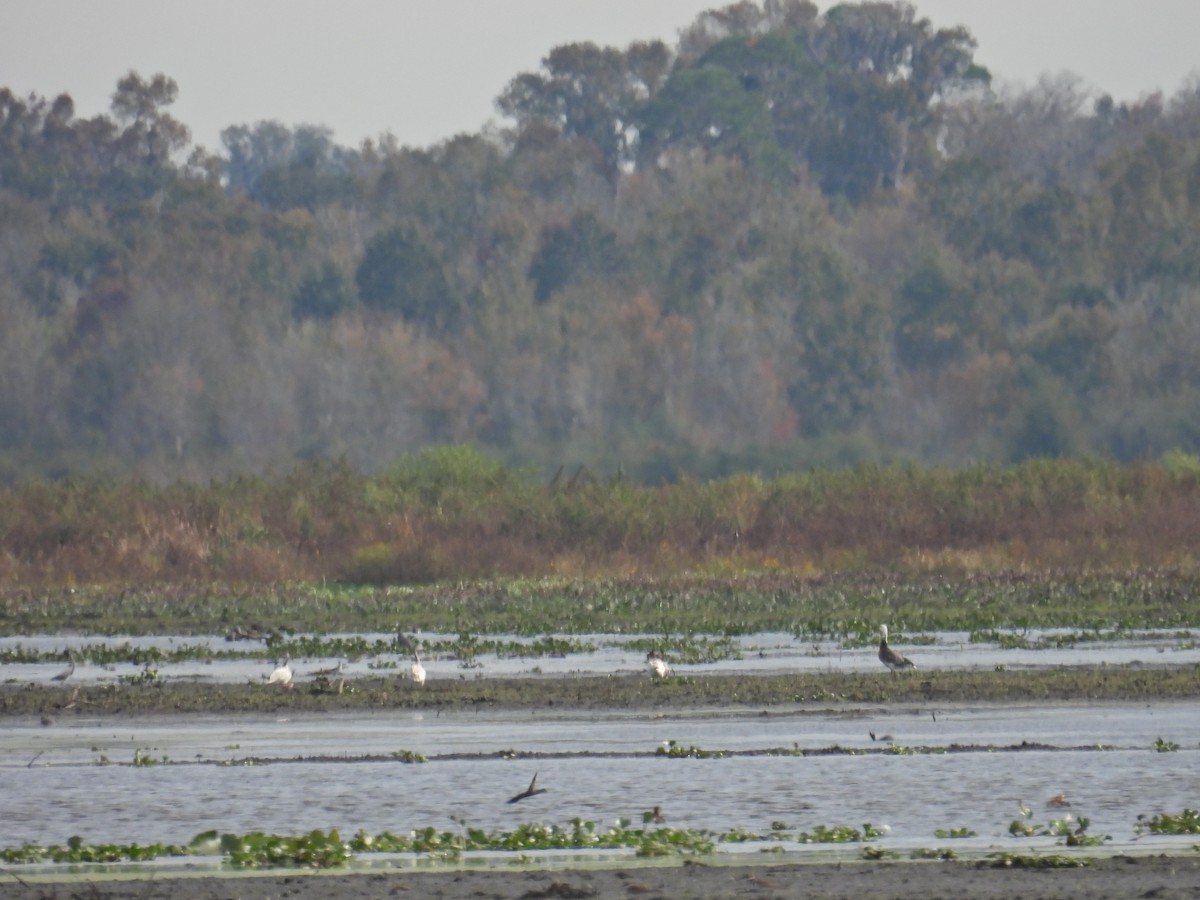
xmin=0 ymin=450 xmax=1197 ymax=589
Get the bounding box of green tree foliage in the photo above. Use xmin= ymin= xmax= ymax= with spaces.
xmin=354 ymin=227 xmax=460 ymax=333
xmin=1 ymin=2 xmax=1200 ymax=483
xmin=497 ymin=40 xmax=672 ymax=178
xmin=222 ymin=122 xmax=357 ymax=210
xmin=527 ymin=212 xmax=628 ymax=302
xmin=293 ymin=261 xmax=355 ymax=320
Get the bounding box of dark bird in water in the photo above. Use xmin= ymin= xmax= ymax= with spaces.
xmin=507 ymin=772 xmax=548 ymax=804
xmin=878 ymin=625 xmax=915 ymax=673
xmin=868 ymin=731 xmax=894 ymax=742
xmin=50 ymin=653 xmax=75 ymax=682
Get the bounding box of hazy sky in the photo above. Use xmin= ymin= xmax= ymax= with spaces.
xmin=3 ymin=1 xmax=1198 ymax=153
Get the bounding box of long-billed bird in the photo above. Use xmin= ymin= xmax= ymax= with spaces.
xmin=507 ymin=772 xmax=548 ymax=804
xmin=878 ymin=625 xmax=915 ymax=673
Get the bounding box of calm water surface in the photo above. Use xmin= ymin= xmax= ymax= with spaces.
xmin=2 ymin=700 xmax=1197 ymax=855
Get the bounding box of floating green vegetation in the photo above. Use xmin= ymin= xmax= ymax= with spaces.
xmin=621 ymin=635 xmax=741 ymax=663
xmin=1008 ymin=805 xmax=1109 ymax=846
xmin=0 ymin=832 xmax=209 ymax=865
xmin=119 ymin=664 xmax=160 ymax=686
xmin=1153 ymin=736 xmax=1180 ymax=752
xmin=934 ymin=827 xmax=977 ymax=839
xmin=731 ymin=823 xmax=889 ymax=844
xmin=1137 ymin=809 xmax=1200 ymax=835
xmin=391 ymin=749 xmax=428 ymax=763
xmin=988 ymin=852 xmax=1091 ymax=869
xmin=8 ymin=568 xmax=1200 ymax=639
xmin=655 ymin=739 xmax=726 ymax=759
xmin=911 ymin=847 xmax=958 ymax=859
xmin=221 ymin=828 xmax=352 ymax=869
xmin=861 ymin=845 xmax=901 ymax=860
xmin=132 ymin=748 xmax=167 ymax=767
xmin=350 ymin=817 xmax=715 ymax=859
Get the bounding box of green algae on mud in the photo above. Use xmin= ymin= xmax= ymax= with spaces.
xmin=5 ymin=665 xmax=1199 ymax=718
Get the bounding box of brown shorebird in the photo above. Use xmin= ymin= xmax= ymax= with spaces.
xmin=50 ymin=653 xmax=75 ymax=682
xmin=878 ymin=625 xmax=915 ymax=673
xmin=507 ymin=772 xmax=548 ymax=804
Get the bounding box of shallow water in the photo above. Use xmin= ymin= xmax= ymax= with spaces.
xmin=4 ymin=628 xmax=1199 ymax=685
xmin=2 ymin=700 xmax=1197 ymax=855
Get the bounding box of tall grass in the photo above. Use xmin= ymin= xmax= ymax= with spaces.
xmin=0 ymin=447 xmax=1198 ymax=589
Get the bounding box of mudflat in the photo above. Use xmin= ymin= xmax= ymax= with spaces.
xmin=4 ymin=854 xmax=1200 ymax=899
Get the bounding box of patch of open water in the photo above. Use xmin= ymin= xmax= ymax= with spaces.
xmin=2 ymin=700 xmax=1197 ymax=857
xmin=3 ymin=628 xmax=1199 ymax=685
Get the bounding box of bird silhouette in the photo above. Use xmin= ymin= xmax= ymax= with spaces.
xmin=507 ymin=772 xmax=548 ymax=804
xmin=878 ymin=625 xmax=915 ymax=673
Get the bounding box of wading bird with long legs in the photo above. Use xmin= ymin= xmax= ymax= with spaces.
xmin=878 ymin=625 xmax=915 ymax=674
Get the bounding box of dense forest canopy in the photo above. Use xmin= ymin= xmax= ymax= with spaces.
xmin=1 ymin=0 xmax=1199 ymax=485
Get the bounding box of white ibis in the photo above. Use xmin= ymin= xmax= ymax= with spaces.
xmin=878 ymin=625 xmax=915 ymax=673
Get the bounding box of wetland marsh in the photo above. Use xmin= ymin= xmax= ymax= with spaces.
xmin=3 ymin=568 xmax=1200 ymax=896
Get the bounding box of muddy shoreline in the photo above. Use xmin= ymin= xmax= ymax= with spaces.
xmin=4 ymin=853 xmax=1200 ymax=899
xmin=4 ymin=664 xmax=1199 ymax=719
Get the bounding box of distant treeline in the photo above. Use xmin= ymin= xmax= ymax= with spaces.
xmin=1 ymin=447 xmax=1198 ymax=588
xmin=1 ymin=1 xmax=1200 ymax=483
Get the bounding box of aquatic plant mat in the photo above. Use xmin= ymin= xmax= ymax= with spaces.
xmin=2 ymin=850 xmax=1199 ymax=899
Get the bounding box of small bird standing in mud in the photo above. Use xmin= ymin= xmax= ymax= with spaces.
xmin=878 ymin=625 xmax=915 ymax=674
xmin=50 ymin=653 xmax=75 ymax=683
xmin=265 ymin=653 xmax=293 ymax=688
xmin=646 ymin=650 xmax=671 ymax=679
xmin=507 ymin=772 xmax=548 ymax=804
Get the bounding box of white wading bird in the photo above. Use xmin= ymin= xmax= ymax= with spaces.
xmin=409 ymin=650 xmax=426 ymax=686
xmin=878 ymin=625 xmax=915 ymax=673
xmin=397 ymin=632 xmax=427 ymax=685
xmin=646 ymin=650 xmax=671 ymax=679
xmin=265 ymin=653 xmax=293 ymax=688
